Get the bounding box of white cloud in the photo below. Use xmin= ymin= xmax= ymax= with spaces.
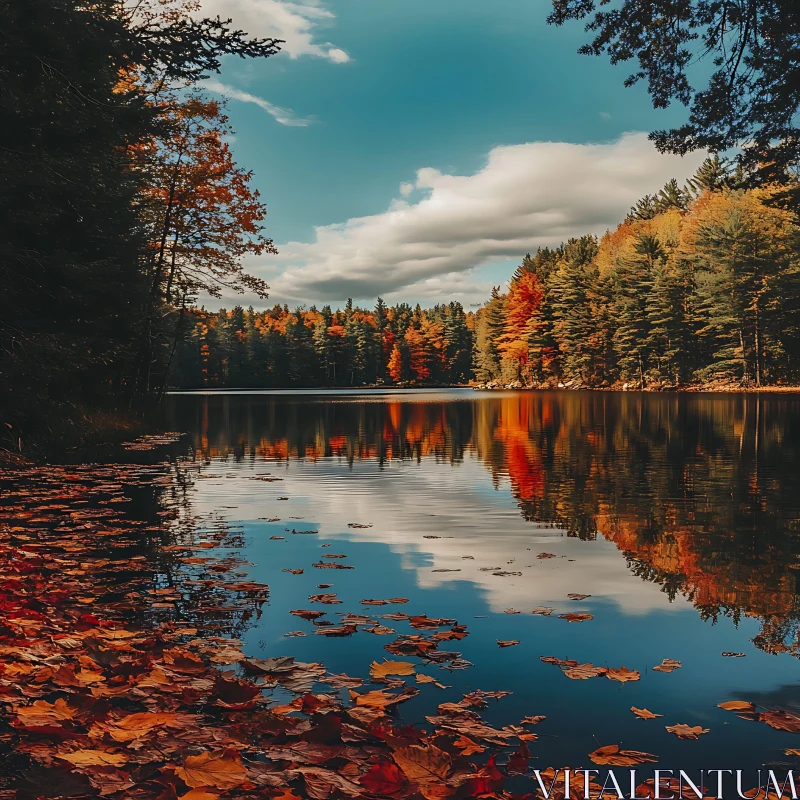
xmin=198 ymin=0 xmax=351 ymax=63
xmin=399 ymin=182 xmax=414 ymax=197
xmin=202 ymin=78 xmax=313 ymax=127
xmin=248 ymin=132 xmax=706 ymax=306
xmin=186 ymin=455 xmax=683 ymax=616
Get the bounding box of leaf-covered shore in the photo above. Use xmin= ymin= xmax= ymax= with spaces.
xmin=2 ymin=442 xmax=800 ymax=800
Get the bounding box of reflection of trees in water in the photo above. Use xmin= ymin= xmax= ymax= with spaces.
xmin=119 ymin=461 xmax=267 ymax=643
xmin=170 ymin=396 xmax=474 ymax=466
xmin=166 ymin=392 xmax=800 ymax=655
xmin=474 ymin=392 xmax=800 ymax=657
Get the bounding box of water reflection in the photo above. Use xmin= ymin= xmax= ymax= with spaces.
xmin=168 ymin=389 xmax=800 ymax=659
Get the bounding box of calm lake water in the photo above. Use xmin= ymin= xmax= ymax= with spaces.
xmin=164 ymin=388 xmax=800 ymax=773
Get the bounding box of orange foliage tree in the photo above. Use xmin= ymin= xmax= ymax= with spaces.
xmin=497 ymin=270 xmax=544 ymax=381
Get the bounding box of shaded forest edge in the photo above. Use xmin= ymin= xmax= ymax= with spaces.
xmin=169 ymin=161 xmax=800 ymax=394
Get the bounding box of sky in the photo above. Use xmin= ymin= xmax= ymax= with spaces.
xmin=197 ymin=0 xmax=708 ymax=310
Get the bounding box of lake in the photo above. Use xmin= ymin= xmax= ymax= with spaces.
xmin=158 ymin=388 xmax=800 ymax=776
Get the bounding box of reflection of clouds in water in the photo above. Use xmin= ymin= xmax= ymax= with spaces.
xmin=187 ymin=455 xmax=680 ymax=616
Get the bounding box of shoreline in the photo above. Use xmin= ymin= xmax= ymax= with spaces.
xmin=167 ymin=383 xmax=800 ymax=394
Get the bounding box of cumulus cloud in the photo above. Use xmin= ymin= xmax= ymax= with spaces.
xmin=202 ymin=78 xmax=313 ymax=127
xmin=253 ymin=132 xmax=706 ymax=305
xmin=198 ymin=0 xmax=350 ymax=63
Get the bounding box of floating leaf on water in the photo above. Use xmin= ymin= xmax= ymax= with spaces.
xmin=652 ymin=658 xmax=682 ymax=672
xmin=559 ymin=612 xmax=593 ymax=622
xmin=758 ymin=710 xmax=800 ymax=732
xmin=606 ymin=666 xmax=640 ymax=683
xmin=632 ymin=707 xmax=663 ymax=719
xmin=370 ymin=660 xmax=416 ymax=679
xmin=665 ymin=723 xmax=710 ymax=739
xmin=589 ymin=744 xmax=658 ymax=766
xmin=497 ymin=640 xmax=519 ymax=648
xmin=562 ymin=663 xmax=607 ymax=680
xmin=717 ymin=700 xmax=756 ymax=712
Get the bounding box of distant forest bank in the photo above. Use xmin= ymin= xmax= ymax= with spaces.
xmin=170 ymin=159 xmax=800 ymax=394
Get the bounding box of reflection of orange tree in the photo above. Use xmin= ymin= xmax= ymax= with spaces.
xmin=174 ymin=391 xmax=800 ymax=657
xmin=472 ymin=393 xmax=800 ymax=658
xmin=185 ymin=396 xmax=470 ymax=466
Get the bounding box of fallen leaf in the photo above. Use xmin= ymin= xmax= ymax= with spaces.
xmin=393 ymin=743 xmax=451 ymax=785
xmin=559 ymin=613 xmax=593 ymax=622
xmin=370 ymin=660 xmax=416 ymax=680
xmin=497 ymin=640 xmax=519 ymax=648
xmin=290 ymin=609 xmax=325 ymax=620
xmin=175 ymin=752 xmax=248 ymax=789
xmin=717 ymin=700 xmax=755 ymax=712
xmin=652 ymin=658 xmax=681 ymax=672
xmin=758 ymin=710 xmax=800 ymax=733
xmin=665 ymin=723 xmax=709 ymax=740
xmin=606 ymin=666 xmax=640 ymax=683
xmin=521 ymin=715 xmax=546 ymax=725
xmin=562 ymin=663 xmax=607 ymax=680
xmin=590 ymin=745 xmax=658 ymax=766
xmin=58 ymin=749 xmax=128 ymax=767
xmin=632 ymin=707 xmax=663 ymax=720
xmin=360 ymin=760 xmax=409 ymax=796
xmin=180 ymin=791 xmax=220 ymax=800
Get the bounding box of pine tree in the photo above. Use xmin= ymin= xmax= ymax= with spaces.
xmin=611 ymin=233 xmax=659 ymax=386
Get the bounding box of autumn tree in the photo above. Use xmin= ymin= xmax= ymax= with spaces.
xmin=0 ymin=0 xmax=280 ymax=445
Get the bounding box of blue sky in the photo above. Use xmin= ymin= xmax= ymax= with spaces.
xmin=199 ymin=0 xmax=705 ymax=309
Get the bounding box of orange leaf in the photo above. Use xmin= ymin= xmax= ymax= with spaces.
xmin=175 ymin=752 xmax=248 ymax=789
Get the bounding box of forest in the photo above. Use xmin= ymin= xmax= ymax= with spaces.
xmin=1 ymin=0 xmax=280 ymax=446
xmin=171 ymin=160 xmax=800 ymax=390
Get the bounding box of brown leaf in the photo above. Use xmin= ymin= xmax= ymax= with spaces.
xmin=589 ymin=745 xmax=658 ymax=766
xmin=58 ymin=749 xmax=128 ymax=767
xmin=359 ymin=761 xmax=409 ymax=797
xmin=16 ymin=698 xmax=77 ymax=726
xmin=521 ymin=715 xmax=546 ymax=725
xmin=290 ymin=609 xmax=325 ymax=620
xmin=652 ymin=658 xmax=681 ymax=672
xmin=453 ymin=735 xmax=484 ymax=756
xmin=175 ymin=751 xmax=248 ymax=789
xmin=370 ymin=660 xmax=416 ymax=679
xmin=717 ymin=700 xmax=755 ymax=712
xmin=562 ymin=663 xmax=607 ymax=680
xmin=558 ymin=612 xmax=593 ymax=622
xmin=393 ymin=743 xmax=451 ymax=785
xmin=606 ymin=666 xmax=640 ymax=683
xmin=758 ymin=710 xmax=800 ymax=732
xmin=632 ymin=707 xmax=663 ymax=720
xmin=497 ymin=640 xmax=519 ymax=647
xmin=665 ymin=723 xmax=709 ymax=740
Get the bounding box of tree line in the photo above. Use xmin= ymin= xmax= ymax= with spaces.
xmin=475 ymin=160 xmax=800 ymax=389
xmin=1 ymin=0 xmax=279 ymax=445
xmin=172 ymin=159 xmax=800 ymax=390
xmin=170 ymin=300 xmax=473 ymax=388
